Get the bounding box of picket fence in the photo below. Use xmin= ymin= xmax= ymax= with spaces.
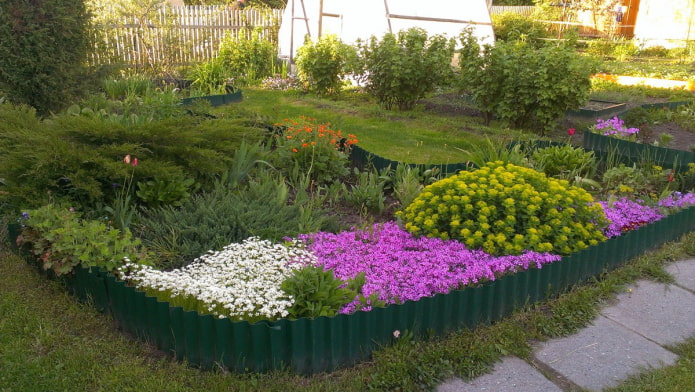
xmin=90 ymin=6 xmax=282 ymax=68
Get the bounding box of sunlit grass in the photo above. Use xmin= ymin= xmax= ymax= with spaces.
xmin=225 ymin=88 xmax=533 ymax=163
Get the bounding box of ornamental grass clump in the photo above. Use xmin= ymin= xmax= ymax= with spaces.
xmin=118 ymin=238 xmax=317 ymax=322
xmin=399 ymin=161 xmax=607 ymax=255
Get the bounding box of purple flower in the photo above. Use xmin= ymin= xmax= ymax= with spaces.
xmin=594 ymin=117 xmax=639 ymax=138
xmin=599 ymin=198 xmax=663 ymax=238
xmin=658 ymin=192 xmax=695 ymax=210
xmin=295 ymin=222 xmax=561 ymax=314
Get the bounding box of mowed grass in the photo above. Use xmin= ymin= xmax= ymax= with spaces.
xmin=2 ymin=223 xmax=695 ymax=391
xmin=227 ymin=88 xmax=532 ymax=164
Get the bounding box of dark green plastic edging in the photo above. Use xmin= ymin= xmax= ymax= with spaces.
xmin=7 ymin=210 xmax=695 ymax=374
xmin=349 ymin=145 xmax=474 ymax=175
xmin=583 ymin=131 xmax=695 ymax=171
xmin=181 ymin=90 xmax=243 ymax=107
xmin=34 ymin=205 xmax=692 ymax=374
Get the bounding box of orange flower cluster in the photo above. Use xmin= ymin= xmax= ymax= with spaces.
xmin=275 ymin=116 xmax=358 ymax=153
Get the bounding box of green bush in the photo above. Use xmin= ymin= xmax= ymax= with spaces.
xmin=0 ymin=109 xmax=267 ymax=214
xmin=269 ymin=116 xmax=357 ymax=186
xmin=459 ymin=31 xmax=596 ymax=133
xmin=358 ymin=28 xmax=456 ymax=110
xmin=0 ymin=0 xmax=92 ymax=115
xmin=17 ymin=204 xmax=149 ymax=275
xmin=189 ymin=59 xmax=230 ymax=96
xmin=136 ymin=173 xmax=333 ymax=269
xmin=531 ymin=145 xmax=597 ymax=181
xmin=281 ymin=267 xmax=360 ymax=319
xmin=295 ymin=34 xmax=356 ymax=95
xmin=218 ymin=28 xmax=279 ymax=85
xmin=398 ymin=161 xmax=607 ymax=255
xmin=492 ymin=12 xmax=548 ymax=44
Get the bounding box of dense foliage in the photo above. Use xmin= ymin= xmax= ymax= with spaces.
xmin=0 ymin=0 xmax=92 ymax=115
xmin=0 ymin=102 xmax=266 ymax=214
xmin=218 ymin=28 xmax=280 ymax=85
xmin=458 ymin=30 xmax=596 ymax=133
xmin=295 ymin=34 xmax=356 ymax=95
xmin=399 ymin=161 xmax=608 ymax=255
xmin=358 ymin=28 xmax=455 ymax=110
xmin=491 ymin=12 xmax=549 ymax=44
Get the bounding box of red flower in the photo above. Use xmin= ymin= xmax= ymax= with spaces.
xmin=667 ymin=169 xmax=675 ymax=182
xmin=568 ymin=128 xmax=576 ymax=136
xmin=132 ymin=158 xmax=139 ymax=167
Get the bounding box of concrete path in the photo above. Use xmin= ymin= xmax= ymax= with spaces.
xmin=438 ymin=258 xmax=695 ymax=392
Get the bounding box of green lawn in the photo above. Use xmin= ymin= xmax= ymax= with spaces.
xmin=229 ymin=88 xmax=531 ymax=164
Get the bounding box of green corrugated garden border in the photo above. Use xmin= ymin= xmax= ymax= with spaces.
xmin=181 ymin=89 xmax=243 ymax=106
xmin=8 ymin=205 xmax=695 ymax=374
xmin=584 ymin=131 xmax=695 ymax=172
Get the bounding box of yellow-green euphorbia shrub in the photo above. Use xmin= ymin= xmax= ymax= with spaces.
xmin=399 ymin=161 xmax=607 ymax=255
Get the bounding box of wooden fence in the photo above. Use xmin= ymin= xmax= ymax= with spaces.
xmin=90 ymin=6 xmax=282 ymax=69
xmin=489 ymin=5 xmax=535 ymax=17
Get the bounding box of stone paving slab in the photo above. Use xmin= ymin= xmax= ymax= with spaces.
xmin=602 ymin=279 xmax=695 ymax=346
xmin=437 ymin=357 xmax=562 ymax=392
xmin=665 ymin=258 xmax=695 ymax=292
xmin=534 ymin=315 xmax=678 ymax=391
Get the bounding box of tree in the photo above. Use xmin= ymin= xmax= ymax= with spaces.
xmin=0 ymin=0 xmax=91 ymax=115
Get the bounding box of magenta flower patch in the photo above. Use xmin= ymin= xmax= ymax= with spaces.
xmin=297 ymin=222 xmax=561 ymax=314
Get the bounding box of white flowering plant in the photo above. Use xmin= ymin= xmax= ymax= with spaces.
xmin=118 ymin=237 xmax=318 ymax=322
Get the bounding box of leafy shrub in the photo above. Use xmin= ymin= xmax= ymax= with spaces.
xmin=601 ymin=164 xmax=675 ymax=200
xmin=492 ymin=12 xmax=548 ymax=44
xmin=358 ymin=27 xmax=456 ymax=110
xmin=136 ymin=173 xmax=333 ymax=269
xmin=281 ymin=266 xmax=370 ymax=319
xmin=189 ymin=59 xmax=230 ymax=96
xmin=136 ymin=176 xmax=198 ymax=208
xmin=16 ymin=204 xmax=149 ymax=275
xmin=269 ymin=116 xmax=357 ymax=186
xmin=458 ymin=31 xmax=596 ymax=133
xmin=398 ymin=161 xmax=607 ymax=255
xmin=218 ymin=28 xmax=279 ymax=85
xmin=343 ymin=168 xmax=388 ymax=215
xmin=0 ymin=0 xmax=92 ymax=115
xmin=531 ymin=145 xmax=596 ymax=181
xmin=295 ymin=34 xmax=356 ymax=95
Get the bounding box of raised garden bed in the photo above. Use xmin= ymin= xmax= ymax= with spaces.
xmin=568 ymin=100 xmax=627 ymax=118
xmin=181 ymin=89 xmax=243 ymax=107
xmin=8 ymin=143 xmax=695 ymax=374
xmin=8 ymin=206 xmax=695 ymax=374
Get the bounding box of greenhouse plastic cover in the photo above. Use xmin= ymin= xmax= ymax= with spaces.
xmin=277 ymin=0 xmax=495 ymax=61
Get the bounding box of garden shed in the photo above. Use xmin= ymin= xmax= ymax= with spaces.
xmin=277 ymin=0 xmax=495 ymax=62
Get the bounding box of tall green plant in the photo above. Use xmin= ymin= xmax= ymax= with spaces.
xmin=218 ymin=28 xmax=279 ymax=85
xmin=458 ymin=30 xmax=596 ymax=133
xmin=0 ymin=0 xmax=91 ymax=115
xmin=295 ymin=34 xmax=356 ymax=95
xmin=358 ymin=28 xmax=456 ymax=110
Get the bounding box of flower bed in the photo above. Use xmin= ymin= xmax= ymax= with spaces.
xmin=11 ymin=204 xmax=695 ymax=374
